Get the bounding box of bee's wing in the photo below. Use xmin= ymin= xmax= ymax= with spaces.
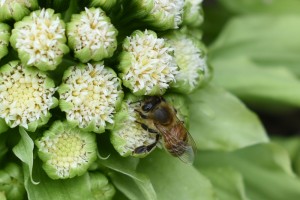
xmin=156 ymin=121 xmax=197 ymax=165
xmin=175 ymin=130 xmax=197 ymax=165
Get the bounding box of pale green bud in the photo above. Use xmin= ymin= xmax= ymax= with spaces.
xmin=0 ymin=0 xmax=38 ymax=22
xmin=89 ymin=172 xmax=116 ymax=200
xmin=164 ymin=30 xmax=209 ymax=94
xmin=0 ymin=163 xmax=25 ymax=200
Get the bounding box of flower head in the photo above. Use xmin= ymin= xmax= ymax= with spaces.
xmin=0 ymin=61 xmax=58 ymax=132
xmin=0 ymin=23 xmax=10 ymax=60
xmin=35 ymin=121 xmax=97 ymax=179
xmin=0 ymin=163 xmax=25 ymax=200
xmin=58 ymin=63 xmax=123 ymax=133
xmin=0 ymin=0 xmax=38 ymax=22
xmin=118 ymin=30 xmax=178 ymax=96
xmin=183 ymin=0 xmax=204 ymax=27
xmin=123 ymin=0 xmax=184 ymax=30
xmin=165 ymin=31 xmax=208 ymax=93
xmin=10 ymin=8 xmax=69 ymax=71
xmin=67 ymin=7 xmax=118 ymax=63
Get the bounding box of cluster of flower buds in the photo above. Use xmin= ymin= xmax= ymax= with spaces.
xmin=0 ymin=0 xmax=207 ymax=198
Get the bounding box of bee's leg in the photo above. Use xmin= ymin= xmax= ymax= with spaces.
xmin=135 ymin=121 xmax=158 ymax=133
xmin=134 ymin=109 xmax=148 ymax=119
xmin=134 ymin=134 xmax=160 ymax=154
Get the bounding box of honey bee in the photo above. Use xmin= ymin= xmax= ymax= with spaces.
xmin=134 ymin=96 xmax=197 ymax=164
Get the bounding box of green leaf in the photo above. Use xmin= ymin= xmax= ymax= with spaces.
xmin=272 ymin=136 xmax=300 ymax=176
xmin=212 ymin=57 xmax=300 ymax=111
xmin=201 ymin=168 xmax=249 ymax=200
xmin=137 ymin=149 xmax=216 ymax=200
xmin=99 ymin=150 xmax=157 ymax=200
xmin=25 ymin=159 xmax=95 ymax=200
xmin=209 ymin=15 xmax=300 ymax=77
xmin=195 ymin=143 xmax=300 ymax=200
xmin=188 ymin=84 xmax=268 ymax=151
xmin=12 ymin=127 xmax=36 ymax=184
xmin=219 ymin=0 xmax=300 ymax=14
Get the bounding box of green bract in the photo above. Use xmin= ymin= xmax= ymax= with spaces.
xmin=0 ymin=0 xmax=38 ymax=22
xmin=110 ymin=93 xmax=189 ymax=158
xmin=89 ymin=172 xmax=116 ymax=200
xmin=118 ymin=30 xmax=178 ymax=96
xmin=0 ymin=23 xmax=10 ymax=60
xmin=10 ymin=8 xmax=69 ymax=71
xmin=164 ymin=30 xmax=209 ymax=94
xmin=0 ymin=61 xmax=58 ymax=132
xmin=35 ymin=121 xmax=97 ymax=179
xmin=58 ymin=62 xmax=123 ymax=133
xmin=67 ymin=7 xmax=118 ymax=63
xmin=0 ymin=163 xmax=25 ymax=200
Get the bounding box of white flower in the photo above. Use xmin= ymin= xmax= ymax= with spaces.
xmin=0 ymin=61 xmax=57 ymax=130
xmin=67 ymin=7 xmax=118 ymax=62
xmin=59 ymin=63 xmax=123 ymax=133
xmin=152 ymin=0 xmax=185 ymax=28
xmin=10 ymin=8 xmax=69 ymax=71
xmin=119 ymin=30 xmax=178 ymax=96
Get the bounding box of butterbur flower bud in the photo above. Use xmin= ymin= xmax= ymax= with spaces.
xmin=58 ymin=62 xmax=123 ymax=133
xmin=89 ymin=172 xmax=116 ymax=200
xmin=35 ymin=121 xmax=97 ymax=179
xmin=0 ymin=163 xmax=25 ymax=200
xmin=0 ymin=61 xmax=58 ymax=132
xmin=118 ymin=30 xmax=178 ymax=96
xmin=110 ymin=93 xmax=189 ymax=157
xmin=164 ymin=31 xmax=209 ymax=94
xmin=122 ymin=0 xmax=185 ymax=30
xmin=67 ymin=7 xmax=118 ymax=63
xmin=10 ymin=8 xmax=69 ymax=71
xmin=183 ymin=0 xmax=204 ymax=27
xmin=0 ymin=23 xmax=10 ymax=60
xmin=0 ymin=0 xmax=38 ymax=22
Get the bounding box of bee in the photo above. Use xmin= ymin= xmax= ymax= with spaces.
xmin=133 ymin=96 xmax=197 ymax=164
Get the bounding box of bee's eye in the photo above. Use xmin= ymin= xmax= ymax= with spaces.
xmin=142 ymin=103 xmax=153 ymax=112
